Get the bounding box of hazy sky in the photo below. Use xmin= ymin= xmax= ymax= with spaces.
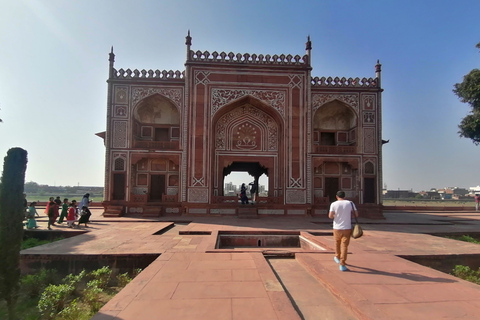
xmin=0 ymin=0 xmax=479 ymax=191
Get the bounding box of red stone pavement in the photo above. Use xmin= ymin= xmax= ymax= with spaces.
xmin=22 ymin=209 xmax=480 ymax=319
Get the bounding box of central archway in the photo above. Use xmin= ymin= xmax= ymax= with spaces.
xmin=212 ymin=96 xmax=283 ymax=200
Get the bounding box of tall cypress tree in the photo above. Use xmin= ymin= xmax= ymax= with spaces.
xmin=0 ymin=148 xmax=28 ymax=320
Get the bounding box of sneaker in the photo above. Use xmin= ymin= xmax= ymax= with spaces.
xmin=339 ymin=265 xmax=349 ymax=272
xmin=334 ymin=257 xmax=340 ymax=264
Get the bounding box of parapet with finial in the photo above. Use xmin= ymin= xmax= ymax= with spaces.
xmin=311 ymin=76 xmax=379 ymax=88
xmin=188 ymin=50 xmax=309 ymax=66
xmin=111 ymin=68 xmax=185 ymax=80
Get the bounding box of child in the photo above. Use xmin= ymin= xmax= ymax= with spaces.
xmin=78 ymin=205 xmax=89 ymax=227
xmin=66 ymin=200 xmax=78 ymax=228
xmin=47 ymin=199 xmax=56 ymax=230
xmin=58 ymin=198 xmax=69 ymax=224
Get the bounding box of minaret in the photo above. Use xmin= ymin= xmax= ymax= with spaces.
xmin=305 ymin=35 xmax=312 ymax=66
xmin=375 ymin=59 xmax=382 ymax=87
xmin=185 ymin=30 xmax=192 ymax=61
xmin=109 ymin=46 xmax=115 ymax=79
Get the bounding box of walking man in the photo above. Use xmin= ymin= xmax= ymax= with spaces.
xmin=328 ymin=190 xmax=358 ymax=271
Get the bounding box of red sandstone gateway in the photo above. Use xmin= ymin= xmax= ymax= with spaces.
xmin=98 ymin=33 xmax=385 ymax=219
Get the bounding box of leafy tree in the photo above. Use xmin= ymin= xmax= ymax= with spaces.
xmin=24 ymin=181 xmax=40 ymax=194
xmin=0 ymin=148 xmax=28 ymax=320
xmin=453 ymin=42 xmax=480 ymax=145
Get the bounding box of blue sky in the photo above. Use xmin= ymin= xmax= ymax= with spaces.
xmin=0 ymin=0 xmax=479 ymax=191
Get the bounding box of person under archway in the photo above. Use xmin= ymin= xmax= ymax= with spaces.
xmin=249 ymin=181 xmax=257 ymax=203
xmin=240 ymin=183 xmax=249 ymax=204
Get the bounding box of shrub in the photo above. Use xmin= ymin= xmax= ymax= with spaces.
xmin=37 ymin=284 xmax=74 ymax=320
xmin=116 ymin=273 xmax=132 ymax=287
xmin=83 ymin=280 xmax=103 ymax=313
xmin=21 ymin=274 xmax=45 ymax=299
xmin=133 ymin=268 xmax=143 ymax=277
xmin=452 ymin=265 xmax=480 ymax=284
xmin=62 ymin=270 xmax=86 ymax=296
xmin=88 ymin=267 xmax=111 ymax=289
xmin=21 ymin=269 xmax=57 ymax=298
xmin=56 ymin=298 xmax=82 ymax=320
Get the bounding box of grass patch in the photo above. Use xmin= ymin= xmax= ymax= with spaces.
xmin=445 ymin=235 xmax=480 ymax=244
xmin=22 ymin=237 xmax=64 ymax=250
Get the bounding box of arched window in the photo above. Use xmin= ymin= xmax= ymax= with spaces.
xmin=364 ymin=161 xmax=375 ymax=175
xmin=313 ymin=100 xmax=357 ymax=146
xmin=133 ymin=94 xmax=180 ymax=142
xmin=114 ymin=157 xmax=125 ymax=171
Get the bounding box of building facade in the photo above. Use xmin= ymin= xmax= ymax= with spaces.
xmin=100 ymin=34 xmax=385 ymax=218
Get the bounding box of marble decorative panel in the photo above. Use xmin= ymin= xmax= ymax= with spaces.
xmin=129 ymin=207 xmax=143 ymax=213
xmin=188 ymin=208 xmax=207 ymax=214
xmin=211 ymin=89 xmax=285 ymax=116
xmin=258 ymin=209 xmax=284 ymax=215
xmin=312 ymin=93 xmax=359 ymax=112
xmin=215 ymin=105 xmax=278 ymax=151
xmin=195 ymin=71 xmax=210 ymax=85
xmin=115 ymin=105 xmax=128 ymax=118
xmin=363 ymin=128 xmax=375 ymax=154
xmin=287 ymin=209 xmax=306 ymax=215
xmin=167 ymin=187 xmax=178 ymax=195
xmin=112 ymin=121 xmax=127 ymax=148
xmin=286 ymin=190 xmax=306 ymax=204
xmin=363 ymin=112 xmax=375 ymax=124
xmin=210 ymin=208 xmax=236 ymax=215
xmin=132 ymin=87 xmax=183 ymax=108
xmin=187 ymin=188 xmax=209 ymax=203
xmin=115 ymin=87 xmax=128 ymax=104
xmin=165 ymin=208 xmax=180 ymax=214
xmin=363 ymin=95 xmax=375 ymax=110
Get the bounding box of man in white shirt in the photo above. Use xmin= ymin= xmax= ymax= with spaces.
xmin=328 ymin=190 xmax=358 ymax=271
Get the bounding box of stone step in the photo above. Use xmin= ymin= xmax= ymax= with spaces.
xmin=103 ymin=205 xmax=123 ymax=217
xmin=142 ymin=207 xmax=162 ymax=217
xmin=238 ymin=206 xmax=258 ymax=219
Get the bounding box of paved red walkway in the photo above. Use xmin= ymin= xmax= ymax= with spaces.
xmin=23 ymin=210 xmax=480 ymax=319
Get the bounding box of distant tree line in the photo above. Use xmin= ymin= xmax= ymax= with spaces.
xmin=24 ymin=182 xmax=103 ymax=197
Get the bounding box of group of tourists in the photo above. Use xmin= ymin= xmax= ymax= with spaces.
xmin=24 ymin=193 xmax=93 ymax=230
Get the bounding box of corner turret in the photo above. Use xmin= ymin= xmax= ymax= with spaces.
xmin=375 ymin=59 xmax=382 ymax=86
xmin=185 ymin=30 xmax=192 ymax=61
xmin=109 ymin=46 xmax=115 ymax=79
xmin=305 ymin=35 xmax=312 ymax=66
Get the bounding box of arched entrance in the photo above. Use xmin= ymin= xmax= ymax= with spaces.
xmin=222 ymin=161 xmax=268 ymax=199
xmin=212 ymin=96 xmax=283 ymax=201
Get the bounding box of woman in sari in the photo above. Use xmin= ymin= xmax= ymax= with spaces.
xmin=26 ymin=202 xmax=39 ymax=229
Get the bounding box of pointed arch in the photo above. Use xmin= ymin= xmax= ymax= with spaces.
xmin=213 ymin=95 xmax=282 ymax=152
xmin=313 ymin=99 xmax=358 ymax=146
xmin=212 ymin=95 xmax=284 ymax=199
xmin=131 ymin=94 xmax=181 ymax=145
xmin=313 ymin=99 xmax=357 ymax=130
xmin=133 ymin=94 xmax=180 ymax=125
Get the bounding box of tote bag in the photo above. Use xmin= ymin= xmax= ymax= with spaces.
xmin=350 ymin=202 xmax=363 ymax=239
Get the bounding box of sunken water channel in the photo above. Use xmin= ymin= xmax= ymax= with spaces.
xmin=215 ymin=231 xmax=327 ymax=252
